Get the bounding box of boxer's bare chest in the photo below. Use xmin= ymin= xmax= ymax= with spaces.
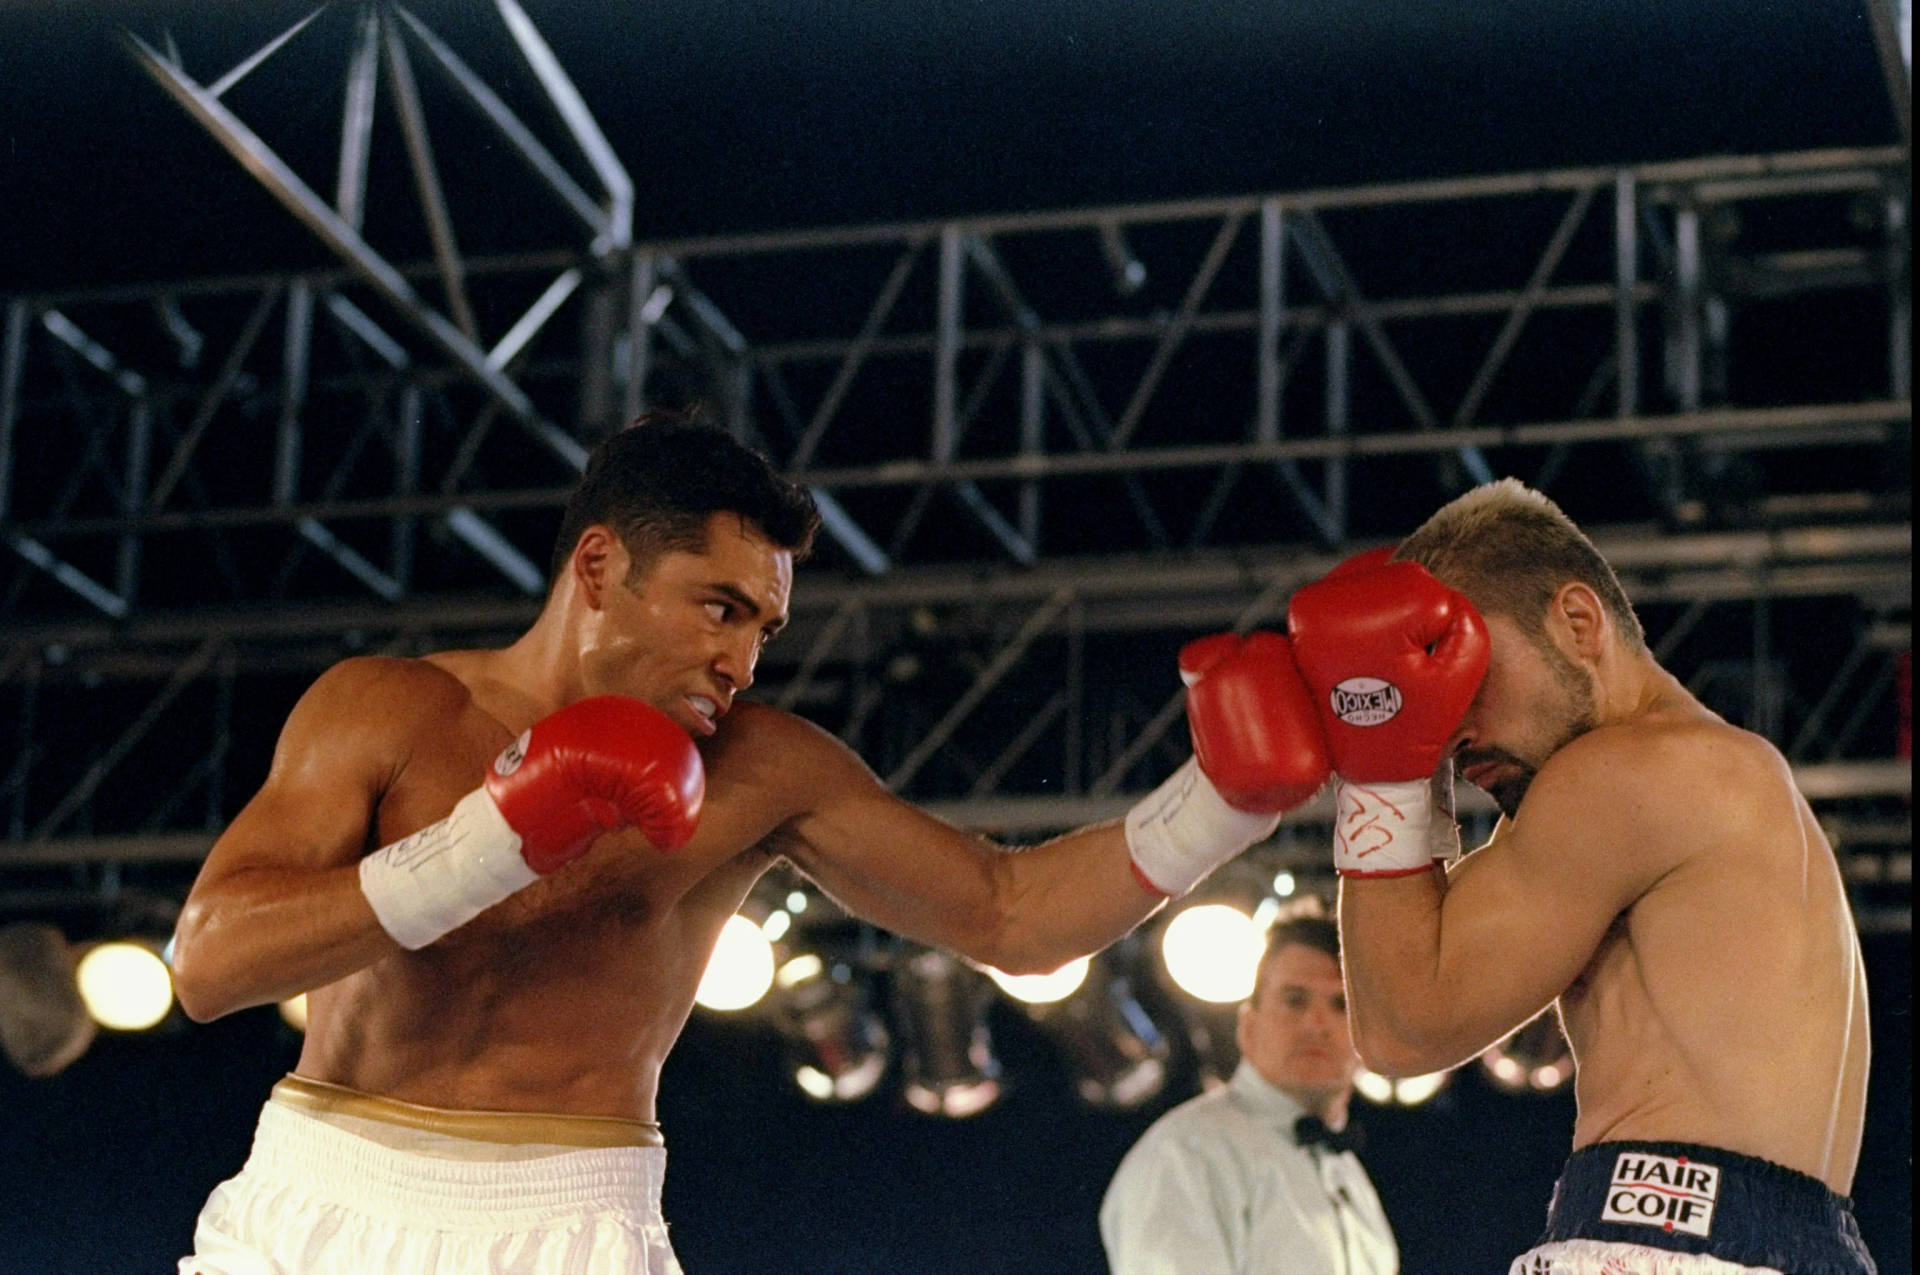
xmin=308 ymin=736 xmax=778 ymax=1111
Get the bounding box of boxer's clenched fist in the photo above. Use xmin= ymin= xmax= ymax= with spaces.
xmin=1125 ymin=630 xmax=1328 ymax=898
xmin=487 ymin=696 xmax=704 ymax=870
xmin=1179 ymin=631 xmax=1329 ymax=811
xmin=1287 ymin=559 xmax=1488 ymax=877
xmin=361 ymin=696 xmax=705 ymax=948
xmin=1287 ymin=559 xmax=1488 ymax=784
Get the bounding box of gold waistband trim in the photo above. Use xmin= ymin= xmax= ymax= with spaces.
xmin=272 ymin=1074 xmax=665 ymax=1149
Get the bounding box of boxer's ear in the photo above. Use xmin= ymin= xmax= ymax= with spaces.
xmin=570 ymin=526 xmax=625 ymax=610
xmin=1550 ymin=582 xmax=1608 ymax=660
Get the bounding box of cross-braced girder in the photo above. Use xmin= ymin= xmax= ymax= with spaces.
xmin=0 ymin=3 xmax=1908 ymax=928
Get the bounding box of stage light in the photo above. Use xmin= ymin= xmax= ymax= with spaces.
xmin=1011 ymin=954 xmax=1171 ymax=1109
xmin=1391 ymin=1070 xmax=1450 ymax=1105
xmin=1272 ymin=870 xmax=1298 ymax=898
xmin=1354 ymin=1066 xmax=1453 ymax=1106
xmin=694 ymin=913 xmax=776 ymax=1012
xmin=1098 ymin=220 xmax=1148 ymax=295
xmin=893 ymin=948 xmax=1001 ymax=1118
xmin=75 ymin=940 xmax=174 ymax=1031
xmin=986 ymin=956 xmax=1089 ymax=1005
xmin=279 ymin=994 xmax=309 ymax=1032
xmin=774 ymin=955 xmax=890 ymax=1103
xmin=0 ymin=923 xmax=96 ymax=1077
xmin=1480 ymin=1012 xmax=1574 ymax=1093
xmin=1160 ymin=903 xmax=1264 ymax=1003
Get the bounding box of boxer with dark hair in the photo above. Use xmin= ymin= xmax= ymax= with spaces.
xmin=171 ymin=412 xmax=1334 ymax=1275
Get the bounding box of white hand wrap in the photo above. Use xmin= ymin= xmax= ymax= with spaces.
xmin=1427 ymin=758 xmax=1462 ymax=866
xmin=357 ymin=787 xmax=541 ymax=950
xmin=1332 ymin=761 xmax=1460 ymax=877
xmin=1125 ymin=758 xmax=1283 ymax=897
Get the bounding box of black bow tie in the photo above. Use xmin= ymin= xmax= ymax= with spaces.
xmin=1294 ymin=1114 xmax=1363 ymax=1154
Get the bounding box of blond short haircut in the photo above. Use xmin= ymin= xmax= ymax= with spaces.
xmin=1393 ymin=478 xmax=1646 ymax=652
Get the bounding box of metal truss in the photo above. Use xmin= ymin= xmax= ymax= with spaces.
xmin=0 ymin=2 xmax=1909 ymax=928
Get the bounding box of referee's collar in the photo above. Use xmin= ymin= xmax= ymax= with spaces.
xmin=1227 ymin=1059 xmax=1313 ymax=1131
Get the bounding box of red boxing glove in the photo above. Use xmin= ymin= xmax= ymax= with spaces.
xmin=1287 ymin=561 xmax=1488 ymax=877
xmin=1179 ymin=631 xmax=1330 ymax=812
xmin=487 ymin=695 xmax=705 ymax=871
xmin=1286 ymin=561 xmax=1488 ymax=783
xmin=1124 ymin=632 xmax=1328 ymax=898
xmin=360 ymin=696 xmax=705 ymax=948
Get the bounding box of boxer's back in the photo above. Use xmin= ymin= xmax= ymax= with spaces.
xmin=1557 ymin=720 xmax=1869 ymax=1194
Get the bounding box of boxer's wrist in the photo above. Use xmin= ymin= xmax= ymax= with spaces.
xmin=1125 ymin=758 xmax=1283 ymax=897
xmin=1426 ymin=759 xmax=1462 ymax=867
xmin=1331 ymin=776 xmax=1442 ymax=878
xmin=358 ymin=787 xmax=541 ymax=950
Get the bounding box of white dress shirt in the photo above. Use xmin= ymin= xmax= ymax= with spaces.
xmin=1099 ymin=1060 xmax=1399 ymax=1275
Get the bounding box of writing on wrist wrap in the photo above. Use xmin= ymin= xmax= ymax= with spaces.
xmin=1125 ymin=758 xmax=1283 ymax=897
xmin=1332 ymin=777 xmax=1434 ymax=877
xmin=1331 ymin=761 xmax=1462 ymax=877
xmin=357 ymin=787 xmax=541 ymax=950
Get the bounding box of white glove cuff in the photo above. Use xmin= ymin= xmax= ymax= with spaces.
xmin=358 ymin=787 xmax=541 ymax=950
xmin=1332 ymin=776 xmax=1441 ymax=877
xmin=1125 ymin=758 xmax=1283 ymax=897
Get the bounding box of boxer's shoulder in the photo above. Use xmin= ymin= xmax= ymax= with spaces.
xmin=709 ymin=699 xmax=861 ymax=775
xmin=282 ymin=655 xmax=492 ymax=775
xmin=311 ymin=652 xmax=474 ymax=712
xmin=1534 ymin=716 xmax=1783 ymax=814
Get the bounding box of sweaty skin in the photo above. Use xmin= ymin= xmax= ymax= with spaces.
xmin=170 ymin=514 xmax=1158 ymax=1122
xmin=1339 ymin=588 xmax=1869 ymax=1194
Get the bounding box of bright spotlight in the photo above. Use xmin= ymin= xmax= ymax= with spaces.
xmin=694 ymin=914 xmax=775 ymax=1011
xmin=895 ymin=949 xmax=1001 ymax=1118
xmin=986 ymin=956 xmax=1089 ymax=1005
xmin=1160 ymin=903 xmax=1263 ymax=1003
xmin=1352 ymin=1068 xmax=1395 ymax=1104
xmin=1016 ymin=956 xmax=1171 ymax=1109
xmin=1251 ymin=896 xmax=1283 ymax=931
xmin=794 ymin=1065 xmax=837 ymax=1100
xmin=1393 ymin=1072 xmax=1449 ymax=1105
xmin=279 ymin=995 xmax=309 ymax=1032
xmin=773 ymin=957 xmax=890 ymax=1103
xmin=1353 ymin=1066 xmax=1452 ymax=1107
xmin=1480 ymin=1012 xmax=1575 ymax=1093
xmin=75 ymin=941 xmax=174 ymax=1031
xmin=1272 ymin=870 xmax=1297 ymax=897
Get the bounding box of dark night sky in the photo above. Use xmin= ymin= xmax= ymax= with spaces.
xmin=0 ymin=2 xmax=1908 ymax=1272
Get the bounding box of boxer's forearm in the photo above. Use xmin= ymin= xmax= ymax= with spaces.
xmin=1337 ymin=871 xmax=1470 ymax=1075
xmin=171 ymin=865 xmax=401 ymax=1021
xmin=980 ymin=822 xmax=1165 ymax=974
xmin=782 ymin=775 xmax=1166 ymax=976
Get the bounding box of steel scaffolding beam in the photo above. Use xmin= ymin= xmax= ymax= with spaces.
xmin=0 ymin=0 xmax=1908 ymax=926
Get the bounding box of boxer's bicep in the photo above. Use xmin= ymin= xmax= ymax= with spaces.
xmin=1424 ymin=737 xmax=1673 ymax=1055
xmin=199 ymin=659 xmax=418 ymax=880
xmin=772 ymin=714 xmax=1147 ymax=973
xmin=172 ymin=660 xmax=432 ymax=1018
